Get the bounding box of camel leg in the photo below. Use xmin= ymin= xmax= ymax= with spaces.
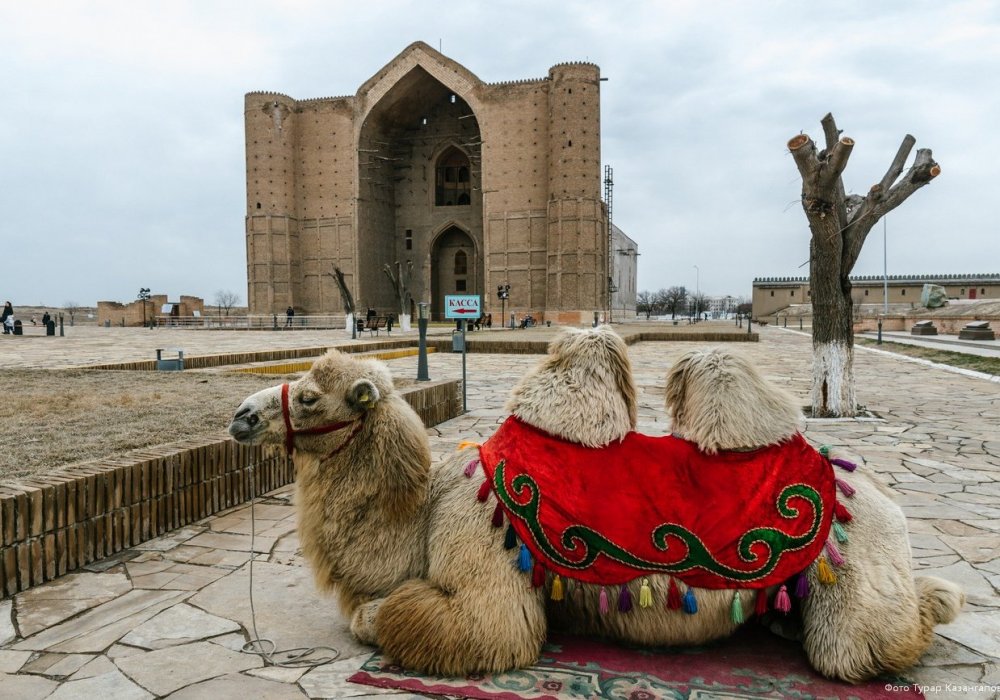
xmin=350 ymin=598 xmax=384 ymax=646
xmin=801 ymin=474 xmax=964 ymax=682
xmin=374 ymin=474 xmax=547 ymax=675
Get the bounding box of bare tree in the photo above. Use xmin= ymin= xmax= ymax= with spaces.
xmin=63 ymin=301 xmax=79 ymax=326
xmin=688 ymin=292 xmax=708 ymax=320
xmin=214 ymin=289 xmax=240 ymax=316
xmin=789 ymin=113 xmax=939 ymax=416
xmin=383 ymin=260 xmax=413 ymax=329
xmin=636 ymin=290 xmax=654 ymax=320
xmin=661 ymin=286 xmax=687 ymax=319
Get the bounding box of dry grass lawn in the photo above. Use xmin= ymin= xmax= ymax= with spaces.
xmin=0 ymin=369 xmax=291 ymax=481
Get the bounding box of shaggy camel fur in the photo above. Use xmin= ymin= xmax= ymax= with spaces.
xmin=665 ymin=348 xmax=964 ymax=682
xmin=228 ymin=331 xmax=962 ymax=682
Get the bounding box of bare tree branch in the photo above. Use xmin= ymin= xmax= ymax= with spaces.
xmin=820 ymin=113 xmax=841 ymax=151
xmin=787 ymin=134 xmax=820 ymax=181
xmin=877 ymin=134 xmax=916 ymax=196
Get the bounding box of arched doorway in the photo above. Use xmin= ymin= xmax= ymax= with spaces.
xmin=431 ymin=226 xmax=479 ymax=321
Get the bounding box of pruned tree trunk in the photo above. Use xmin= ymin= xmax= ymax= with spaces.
xmin=789 ymin=114 xmax=940 ymax=417
xmin=383 ymin=260 xmax=413 ymax=332
xmin=329 ymin=266 xmax=356 ymax=336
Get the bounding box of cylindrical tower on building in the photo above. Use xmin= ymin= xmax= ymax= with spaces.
xmin=244 ymin=92 xmax=300 ymax=314
xmin=545 ymin=63 xmax=606 ymax=323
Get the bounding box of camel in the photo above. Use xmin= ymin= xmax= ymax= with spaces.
xmin=227 ymin=328 xmax=963 ymax=682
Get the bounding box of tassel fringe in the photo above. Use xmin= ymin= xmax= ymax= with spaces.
xmin=682 ymin=587 xmax=698 ymax=614
xmin=666 ymin=577 xmax=682 ymax=610
xmin=463 ymin=458 xmax=480 ymax=478
xmin=819 ymin=445 xmax=830 ymax=457
xmin=551 ymin=575 xmax=564 ymax=601
xmin=517 ymin=544 xmax=531 ymax=572
xmin=831 ymin=457 xmax=858 ymax=472
xmin=834 ymin=501 xmax=853 ymax=523
xmin=491 ymin=502 xmax=504 ymax=528
xmin=731 ymin=591 xmax=744 ymax=624
xmin=816 ymin=556 xmax=837 ymax=585
xmin=825 ymin=539 xmax=846 ymax=567
xmin=531 ymin=562 xmax=545 ymax=588
xmin=599 ymin=587 xmax=609 ymax=615
xmin=476 ymin=479 xmax=491 ymax=502
xmin=775 ymin=585 xmax=791 ymax=613
xmin=834 ymin=477 xmax=856 ymax=497
xmin=504 ymin=524 xmax=518 ymax=550
xmin=832 ymin=521 xmax=849 ymax=544
xmin=457 ymin=440 xmax=480 ymax=451
xmin=639 ymin=579 xmax=653 ymax=608
xmin=754 ymin=588 xmax=769 ymax=616
xmin=794 ymin=571 xmax=810 ymax=598
xmin=618 ymin=584 xmax=633 ymax=612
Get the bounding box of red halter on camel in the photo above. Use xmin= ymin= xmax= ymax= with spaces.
xmin=280 ymin=383 xmax=364 ymax=457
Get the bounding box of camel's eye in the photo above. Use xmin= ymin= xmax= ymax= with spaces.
xmin=299 ymin=394 xmax=320 ymax=407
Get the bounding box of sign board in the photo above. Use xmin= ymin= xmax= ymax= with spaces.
xmin=444 ymin=295 xmax=481 ymax=320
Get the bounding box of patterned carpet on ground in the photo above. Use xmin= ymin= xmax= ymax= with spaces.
xmin=348 ymin=626 xmax=923 ymax=699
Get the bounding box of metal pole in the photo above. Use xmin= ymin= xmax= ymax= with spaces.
xmin=416 ymin=304 xmax=429 ymax=382
xmin=693 ymin=265 xmax=699 ymax=323
xmin=461 ymin=319 xmax=467 ymax=412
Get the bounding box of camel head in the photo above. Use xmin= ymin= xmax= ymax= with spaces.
xmin=229 ymin=350 xmax=394 ymax=456
xmin=504 ymin=325 xmax=637 ymax=447
xmin=665 ymin=347 xmax=804 ymax=454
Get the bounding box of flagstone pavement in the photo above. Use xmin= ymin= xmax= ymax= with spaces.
xmin=1 ymin=325 xmax=998 ymax=699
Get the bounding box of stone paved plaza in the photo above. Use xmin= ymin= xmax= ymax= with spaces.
xmin=1 ymin=324 xmax=998 ymax=698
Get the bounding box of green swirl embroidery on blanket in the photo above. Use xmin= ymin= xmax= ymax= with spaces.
xmin=493 ymin=461 xmax=823 ymax=582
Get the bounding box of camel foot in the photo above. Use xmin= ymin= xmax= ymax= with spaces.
xmin=350 ymin=598 xmax=384 ymax=646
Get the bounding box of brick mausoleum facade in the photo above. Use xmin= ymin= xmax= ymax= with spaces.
xmin=244 ymin=41 xmax=637 ymax=322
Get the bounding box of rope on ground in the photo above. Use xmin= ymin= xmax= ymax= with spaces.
xmin=241 ymin=460 xmax=341 ymax=668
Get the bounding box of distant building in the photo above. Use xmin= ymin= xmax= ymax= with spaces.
xmin=752 ymin=274 xmax=1000 ymax=318
xmin=244 ymin=41 xmax=636 ymax=323
xmin=610 ymin=224 xmax=638 ymax=319
xmin=97 ymin=295 xmax=204 ymax=327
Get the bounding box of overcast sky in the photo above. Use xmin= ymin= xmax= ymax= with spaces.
xmin=2 ymin=1 xmax=997 ymax=308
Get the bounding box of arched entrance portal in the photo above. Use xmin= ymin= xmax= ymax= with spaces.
xmin=431 ymin=226 xmax=479 ymax=321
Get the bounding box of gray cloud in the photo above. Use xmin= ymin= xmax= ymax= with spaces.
xmin=1 ymin=0 xmax=996 ymax=307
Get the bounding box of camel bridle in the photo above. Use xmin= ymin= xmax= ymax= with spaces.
xmin=280 ymin=383 xmax=364 ymax=457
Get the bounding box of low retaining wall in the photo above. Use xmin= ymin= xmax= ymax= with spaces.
xmin=0 ymin=378 xmax=462 ymax=599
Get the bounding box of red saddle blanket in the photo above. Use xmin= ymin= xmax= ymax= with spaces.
xmin=478 ymin=417 xmax=835 ymax=589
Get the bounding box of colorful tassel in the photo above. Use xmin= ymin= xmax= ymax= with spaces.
xmin=551 ymin=575 xmax=564 ymax=601
xmin=462 ymin=458 xmax=480 ymax=478
xmin=818 ymin=445 xmax=830 ymax=457
xmin=531 ymin=562 xmax=545 ymax=588
xmin=476 ymin=479 xmax=491 ymax=502
xmin=639 ymin=578 xmax=653 ymax=608
xmin=517 ymin=544 xmax=531 ymax=572
xmin=834 ymin=477 xmax=856 ymax=497
xmin=775 ymin=585 xmax=791 ymax=613
xmin=754 ymin=588 xmax=769 ymax=616
xmin=825 ymin=539 xmax=846 ymax=567
xmin=834 ymin=501 xmax=853 ymax=523
xmin=816 ymin=556 xmax=837 ymax=585
xmin=573 ymin=581 xmax=584 ymax=602
xmin=457 ymin=440 xmax=480 ymax=451
xmin=794 ymin=571 xmax=810 ymax=598
xmin=618 ymin=584 xmax=633 ymax=612
xmin=832 ymin=521 xmax=849 ymax=544
xmin=504 ymin=524 xmax=518 ymax=550
xmin=599 ymin=587 xmax=610 ymax=615
xmin=666 ymin=577 xmax=682 ymax=610
xmin=682 ymin=587 xmax=698 ymax=615
xmin=565 ymin=578 xmax=574 ymax=597
xmin=491 ymin=502 xmax=504 ymax=528
xmin=831 ymin=457 xmax=857 ymax=472
xmin=731 ymin=592 xmax=744 ymax=624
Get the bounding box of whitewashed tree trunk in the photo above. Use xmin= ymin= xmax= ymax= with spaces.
xmin=789 ymin=113 xmax=939 ymax=417
xmin=399 ymin=313 xmax=412 ymax=332
xmin=811 ymin=341 xmax=856 ymax=417
xmin=345 ymin=313 xmax=355 ymax=335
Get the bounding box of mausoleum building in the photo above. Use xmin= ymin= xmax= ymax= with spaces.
xmin=244 ymin=42 xmax=636 ymax=322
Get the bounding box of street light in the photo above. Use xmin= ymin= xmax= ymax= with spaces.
xmin=693 ymin=265 xmax=700 ymax=323
xmin=138 ymin=287 xmax=151 ymax=328
xmin=497 ymin=284 xmax=510 ymax=330
xmin=416 ymin=302 xmax=430 ymax=381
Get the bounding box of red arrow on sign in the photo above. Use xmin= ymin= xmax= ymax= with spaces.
xmin=452 ymin=308 xmax=478 ymax=314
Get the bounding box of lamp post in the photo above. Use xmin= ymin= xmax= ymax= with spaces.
xmin=138 ymin=287 xmax=151 ymax=328
xmin=693 ymin=265 xmax=700 ymax=323
xmin=497 ymin=284 xmax=509 ymax=330
xmin=416 ymin=302 xmax=430 ymax=381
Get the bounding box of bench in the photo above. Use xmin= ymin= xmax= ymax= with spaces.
xmin=156 ymin=347 xmax=185 ymax=371
xmin=365 ymin=316 xmax=388 ymax=337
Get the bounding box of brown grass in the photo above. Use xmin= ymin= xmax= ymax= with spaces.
xmin=0 ymin=369 xmax=289 ymax=481
xmin=857 ymin=338 xmax=1000 ymax=376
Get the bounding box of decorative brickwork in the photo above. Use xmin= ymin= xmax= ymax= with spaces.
xmin=245 ymin=41 xmax=637 ymax=324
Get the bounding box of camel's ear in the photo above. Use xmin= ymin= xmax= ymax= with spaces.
xmin=348 ymin=379 xmax=381 ymax=411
